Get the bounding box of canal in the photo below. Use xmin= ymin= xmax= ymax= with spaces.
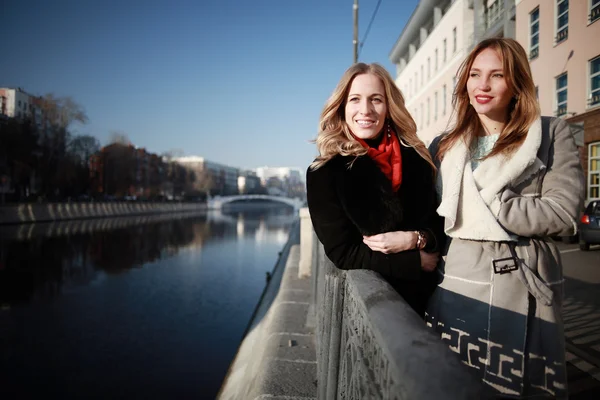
xmin=0 ymin=205 xmax=298 ymax=399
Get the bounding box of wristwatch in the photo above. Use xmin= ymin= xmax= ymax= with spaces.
xmin=415 ymin=230 xmax=427 ymax=250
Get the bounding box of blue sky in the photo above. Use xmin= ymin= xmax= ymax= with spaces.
xmin=0 ymin=0 xmax=418 ymax=171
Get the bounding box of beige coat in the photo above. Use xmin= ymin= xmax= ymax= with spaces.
xmin=426 ymin=117 xmax=584 ymax=399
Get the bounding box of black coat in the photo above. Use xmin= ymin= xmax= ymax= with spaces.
xmin=306 ymin=144 xmax=444 ymax=315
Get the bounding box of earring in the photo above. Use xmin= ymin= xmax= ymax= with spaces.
xmin=386 ymin=120 xmax=392 ymax=137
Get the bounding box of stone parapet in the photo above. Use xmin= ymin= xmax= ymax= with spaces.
xmin=0 ymin=202 xmax=207 ymax=225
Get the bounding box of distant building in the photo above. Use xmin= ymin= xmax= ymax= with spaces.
xmin=516 ymin=0 xmax=600 ymax=203
xmin=89 ymin=143 xmax=166 ymax=198
xmin=255 ymin=167 xmax=302 ymax=185
xmin=255 ymin=166 xmax=304 ymax=198
xmin=238 ymin=170 xmax=263 ymax=194
xmin=175 ymin=156 xmax=240 ymax=196
xmin=0 ymin=87 xmax=44 ymax=129
xmin=389 ymin=0 xmax=475 ymax=144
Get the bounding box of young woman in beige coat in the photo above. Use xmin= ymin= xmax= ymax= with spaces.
xmin=426 ymin=38 xmax=584 ymax=398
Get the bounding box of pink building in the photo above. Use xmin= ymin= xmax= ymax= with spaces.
xmin=516 ymin=0 xmax=600 ymax=203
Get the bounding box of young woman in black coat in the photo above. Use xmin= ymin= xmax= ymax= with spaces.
xmin=306 ymin=63 xmax=444 ymax=316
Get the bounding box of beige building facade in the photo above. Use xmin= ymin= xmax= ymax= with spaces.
xmin=516 ymin=0 xmax=600 ymax=202
xmin=389 ymin=0 xmax=475 ymax=144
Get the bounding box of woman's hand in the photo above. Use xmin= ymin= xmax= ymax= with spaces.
xmin=362 ymin=231 xmax=417 ymax=254
xmin=419 ymin=251 xmax=439 ymax=272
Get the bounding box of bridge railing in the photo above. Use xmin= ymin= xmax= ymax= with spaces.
xmin=299 ymin=208 xmax=483 ymax=399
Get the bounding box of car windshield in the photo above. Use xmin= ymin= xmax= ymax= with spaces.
xmin=585 ymin=201 xmax=600 ymax=216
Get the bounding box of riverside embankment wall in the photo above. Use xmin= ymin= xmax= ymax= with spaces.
xmin=0 ymin=202 xmax=207 ymax=225
xmin=218 ymin=208 xmax=483 ymax=400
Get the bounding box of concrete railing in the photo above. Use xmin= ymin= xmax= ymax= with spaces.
xmin=0 ymin=202 xmax=207 ymax=225
xmin=300 ymin=208 xmax=483 ymax=399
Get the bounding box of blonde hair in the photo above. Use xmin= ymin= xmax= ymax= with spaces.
xmin=309 ymin=62 xmax=434 ymax=171
xmin=437 ymin=38 xmax=540 ymax=161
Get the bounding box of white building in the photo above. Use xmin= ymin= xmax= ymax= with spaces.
xmin=389 ymin=0 xmax=475 ymax=144
xmin=0 ymin=87 xmax=43 ymax=125
xmin=175 ymin=156 xmax=240 ymax=196
xmin=255 ymin=166 xmax=303 ymax=186
xmin=238 ymin=170 xmax=262 ymax=194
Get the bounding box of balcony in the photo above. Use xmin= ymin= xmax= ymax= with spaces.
xmin=555 ymin=105 xmax=567 ymax=117
xmin=555 ymin=26 xmax=568 ymax=45
xmin=529 ymin=46 xmax=539 ymax=60
xmin=591 ymin=2 xmax=600 ymax=24
xmin=588 ymin=93 xmax=600 ymax=108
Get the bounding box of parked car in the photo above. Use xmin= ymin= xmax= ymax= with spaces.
xmin=579 ymin=200 xmax=600 ymax=251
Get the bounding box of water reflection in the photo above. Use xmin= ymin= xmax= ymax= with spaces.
xmin=0 ymin=207 xmax=296 ymax=306
xmin=0 ymin=205 xmax=297 ymax=399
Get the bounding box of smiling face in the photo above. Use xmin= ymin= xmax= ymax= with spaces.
xmin=467 ymin=47 xmax=514 ymax=122
xmin=344 ymin=73 xmax=387 ymax=140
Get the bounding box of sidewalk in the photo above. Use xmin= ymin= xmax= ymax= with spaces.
xmin=218 ymin=243 xmax=317 ymax=400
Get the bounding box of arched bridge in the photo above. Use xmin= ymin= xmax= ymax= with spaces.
xmin=207 ymin=194 xmax=304 ymax=211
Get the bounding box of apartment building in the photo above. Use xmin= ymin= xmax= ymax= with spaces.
xmin=516 ymin=0 xmax=600 ymax=202
xmin=389 ymin=0 xmax=475 ymax=144
xmin=238 ymin=171 xmax=262 ymax=194
xmin=473 ymin=0 xmax=517 ymax=42
xmin=176 ymin=156 xmax=240 ymax=196
xmin=0 ymin=87 xmax=44 ymax=127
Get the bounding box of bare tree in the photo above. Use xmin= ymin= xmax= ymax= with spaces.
xmin=108 ymin=130 xmax=131 ymax=146
xmin=40 ymin=94 xmax=88 ymax=129
xmin=69 ymin=135 xmax=100 ymax=166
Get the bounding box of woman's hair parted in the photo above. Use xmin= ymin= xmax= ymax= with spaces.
xmin=309 ymin=62 xmax=434 ymax=171
xmin=436 ymin=38 xmax=540 ymax=161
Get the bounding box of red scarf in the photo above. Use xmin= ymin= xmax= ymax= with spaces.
xmin=352 ymin=129 xmax=403 ymax=191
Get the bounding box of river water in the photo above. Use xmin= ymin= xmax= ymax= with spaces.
xmin=0 ymin=205 xmax=297 ymax=399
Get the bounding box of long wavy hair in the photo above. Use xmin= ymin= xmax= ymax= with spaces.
xmin=309 ymin=63 xmax=434 ymax=171
xmin=437 ymin=38 xmax=540 ymax=161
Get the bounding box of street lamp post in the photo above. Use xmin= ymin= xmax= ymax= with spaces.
xmin=353 ymin=0 xmax=359 ymax=63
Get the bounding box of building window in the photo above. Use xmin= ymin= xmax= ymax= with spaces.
xmin=434 ymin=91 xmax=438 ymax=121
xmin=556 ymin=0 xmax=569 ymax=44
xmin=435 ymin=48 xmax=438 ymax=71
xmin=420 ymin=103 xmax=424 ymax=128
xmin=427 ymin=97 xmax=431 ymax=126
xmin=590 ymin=56 xmax=600 ymax=107
xmin=414 ymin=72 xmax=418 ymax=92
xmin=443 ymin=84 xmax=447 ymax=116
xmin=452 ymin=27 xmax=457 ymax=53
xmin=556 ymin=73 xmax=568 ymax=116
xmin=589 ymin=142 xmax=600 ymax=200
xmin=443 ymin=39 xmax=447 ymax=62
xmin=591 ymin=0 xmax=600 ymax=24
xmin=428 ymin=57 xmax=431 ymax=79
xmin=535 ymin=86 xmax=539 ymax=100
xmin=421 ymin=65 xmax=424 ymax=86
xmin=18 ymin=100 xmax=21 ymax=107
xmin=530 ymin=7 xmax=540 ymax=59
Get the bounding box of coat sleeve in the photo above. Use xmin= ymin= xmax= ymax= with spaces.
xmin=306 ymin=163 xmax=422 ymax=281
xmin=419 ymin=177 xmax=445 ymax=253
xmin=495 ymin=118 xmax=584 ymax=237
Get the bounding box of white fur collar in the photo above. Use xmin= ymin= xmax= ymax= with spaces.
xmin=437 ymin=118 xmax=543 ymax=241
